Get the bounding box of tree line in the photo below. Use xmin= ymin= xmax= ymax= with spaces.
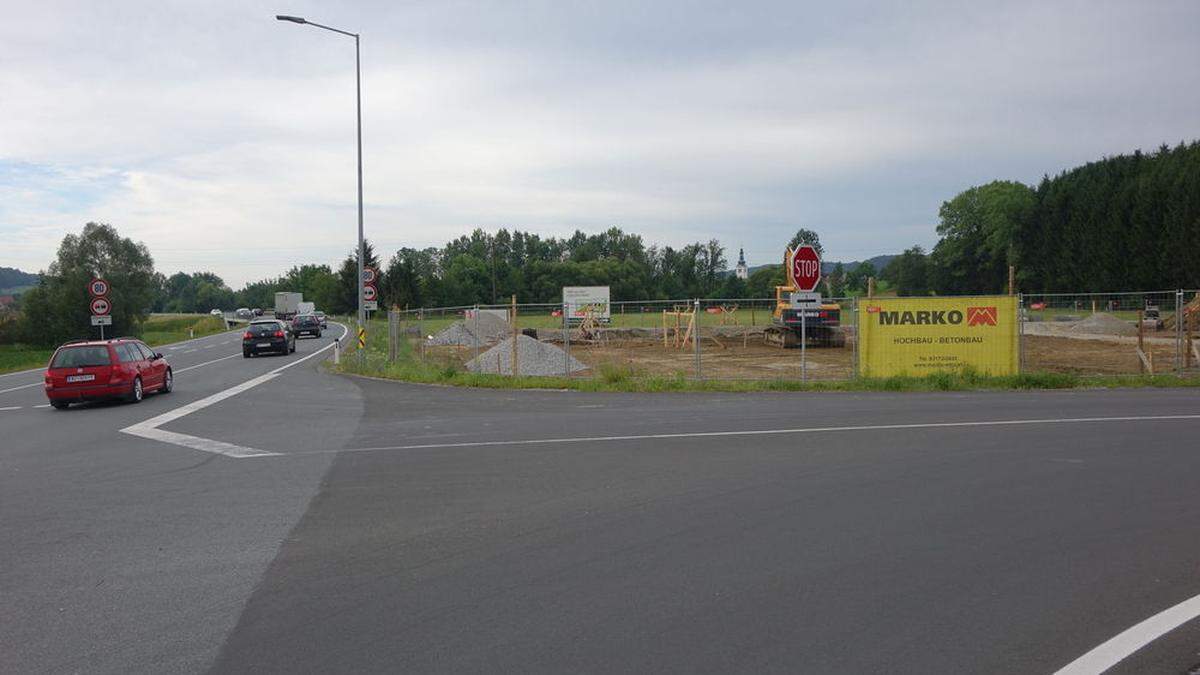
xmin=7 ymin=140 xmax=1196 ymax=346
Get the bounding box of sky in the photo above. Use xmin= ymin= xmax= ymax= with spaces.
xmin=2 ymin=0 xmax=1198 ymax=288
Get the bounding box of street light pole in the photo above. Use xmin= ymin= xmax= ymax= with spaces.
xmin=276 ymin=15 xmax=365 ymax=360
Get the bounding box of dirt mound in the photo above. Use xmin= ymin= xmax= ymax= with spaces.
xmin=427 ymin=312 xmax=510 ymax=346
xmin=1070 ymin=312 xmax=1138 ymax=337
xmin=466 ymin=334 xmax=588 ymax=376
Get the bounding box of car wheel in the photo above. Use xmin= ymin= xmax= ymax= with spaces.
xmin=128 ymin=377 xmax=143 ymax=404
xmin=50 ymin=400 xmax=69 ymax=410
xmin=243 ymin=350 xmax=251 ymax=358
xmin=161 ymin=369 xmax=173 ymax=394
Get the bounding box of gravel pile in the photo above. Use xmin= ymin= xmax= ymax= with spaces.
xmin=466 ymin=334 xmax=588 ymax=376
xmin=1070 ymin=312 xmax=1139 ymax=337
xmin=427 ymin=312 xmax=511 ymax=346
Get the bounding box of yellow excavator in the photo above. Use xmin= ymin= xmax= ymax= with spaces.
xmin=763 ymin=248 xmax=845 ymax=347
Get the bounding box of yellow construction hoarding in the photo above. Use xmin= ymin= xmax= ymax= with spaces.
xmin=858 ymin=296 xmax=1019 ymax=377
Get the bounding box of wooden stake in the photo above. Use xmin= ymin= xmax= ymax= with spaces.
xmin=511 ymin=295 xmax=518 ymax=376
xmin=867 ymin=277 xmax=876 ymax=299
xmin=1008 ymin=265 xmax=1015 ymax=296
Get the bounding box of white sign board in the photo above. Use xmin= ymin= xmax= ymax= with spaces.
xmin=790 ymin=292 xmax=822 ymax=309
xmin=91 ymin=315 xmax=113 ymax=326
xmin=563 ymin=286 xmax=611 ymax=321
xmin=363 ymin=300 xmax=379 ymax=311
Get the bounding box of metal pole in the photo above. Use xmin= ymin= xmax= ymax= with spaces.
xmin=563 ymin=301 xmax=570 ymax=377
xmin=472 ymin=305 xmax=480 ymax=369
xmin=801 ymin=306 xmax=807 ymax=384
xmin=1177 ymin=289 xmax=1184 ymax=375
xmin=1018 ymin=292 xmax=1024 ymax=374
xmin=355 ymin=33 xmax=365 ymax=365
xmin=693 ymin=299 xmax=701 ymax=380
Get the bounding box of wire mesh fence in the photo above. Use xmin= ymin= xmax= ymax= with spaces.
xmin=373 ymin=290 xmax=1200 ymax=383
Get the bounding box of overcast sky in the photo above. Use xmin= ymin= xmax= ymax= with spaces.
xmin=2 ymin=0 xmax=1198 ymax=287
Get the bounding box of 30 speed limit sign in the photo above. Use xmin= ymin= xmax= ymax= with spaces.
xmin=362 ymin=267 xmax=377 ymax=284
xmin=90 ymin=297 xmax=111 ymax=316
xmin=89 ymin=278 xmax=110 ymax=297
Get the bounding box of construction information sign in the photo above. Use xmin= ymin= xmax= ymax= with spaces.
xmin=563 ymin=286 xmax=611 ymax=321
xmin=858 ymin=296 xmax=1018 ymax=377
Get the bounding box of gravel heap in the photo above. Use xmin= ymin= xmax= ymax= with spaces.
xmin=427 ymin=312 xmax=511 ymax=346
xmin=1070 ymin=312 xmax=1139 ymax=336
xmin=466 ymin=334 xmax=588 ymax=376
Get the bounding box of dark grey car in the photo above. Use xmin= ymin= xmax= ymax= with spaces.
xmin=242 ymin=320 xmax=295 ymax=357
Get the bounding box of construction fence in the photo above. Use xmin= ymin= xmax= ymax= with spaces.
xmin=369 ymin=290 xmax=1200 ymax=382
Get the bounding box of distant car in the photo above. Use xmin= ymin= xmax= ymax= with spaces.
xmin=252 ymin=308 xmax=264 ymax=316
xmin=314 ymin=311 xmax=327 ymax=329
xmin=236 ymin=307 xmax=253 ymax=320
xmin=44 ymin=339 xmax=173 ymax=409
xmin=243 ymin=319 xmax=295 ymax=357
xmin=210 ymin=308 xmax=223 ymax=316
xmin=291 ymin=314 xmax=323 ymax=338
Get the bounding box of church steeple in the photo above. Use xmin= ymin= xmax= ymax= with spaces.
xmin=735 ymin=247 xmax=748 ymax=280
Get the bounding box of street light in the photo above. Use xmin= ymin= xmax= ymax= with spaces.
xmin=275 ymin=14 xmax=365 ymax=359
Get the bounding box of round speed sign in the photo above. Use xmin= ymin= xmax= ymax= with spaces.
xmin=362 ymin=267 xmax=377 ymax=284
xmin=789 ymin=245 xmax=822 ymax=293
xmin=90 ymin=297 xmax=111 ymax=316
xmin=363 ymin=285 xmax=378 ymax=301
xmin=89 ymin=278 xmax=110 ymax=297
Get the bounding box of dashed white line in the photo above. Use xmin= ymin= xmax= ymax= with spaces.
xmin=1053 ymin=592 xmax=1200 ymax=674
xmin=0 ymin=405 xmax=22 ymax=411
xmin=175 ymin=353 xmax=240 ymax=373
xmin=182 ymin=349 xmax=198 ymax=354
xmin=0 ymin=382 xmax=40 ymax=394
xmin=33 ymin=404 xmax=50 ymax=409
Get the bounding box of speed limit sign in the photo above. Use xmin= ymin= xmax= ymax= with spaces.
xmin=362 ymin=267 xmax=377 ymax=284
xmin=363 ymin=285 xmax=378 ymax=301
xmin=89 ymin=278 xmax=110 ymax=297
xmin=90 ymin=297 xmax=111 ymax=316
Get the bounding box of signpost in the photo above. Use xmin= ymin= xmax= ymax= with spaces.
xmin=89 ymin=278 xmax=111 ymax=339
xmin=360 ymin=267 xmax=377 ymax=353
xmin=786 ymin=246 xmax=821 ymax=383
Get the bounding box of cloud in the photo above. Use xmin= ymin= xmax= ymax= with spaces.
xmin=2 ymin=0 xmax=1198 ymax=285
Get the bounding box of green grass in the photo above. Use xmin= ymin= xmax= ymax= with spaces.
xmin=335 ymin=325 xmax=1200 ymax=393
xmin=0 ymin=313 xmax=235 ymax=374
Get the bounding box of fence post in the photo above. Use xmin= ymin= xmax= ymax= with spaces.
xmin=801 ymin=301 xmax=807 ymax=384
xmin=1017 ymin=292 xmax=1024 ymax=374
xmin=472 ymin=304 xmax=480 ymax=370
xmin=511 ymin=295 xmax=518 ymax=378
xmin=852 ymin=296 xmax=859 ymax=379
xmin=693 ymin=298 xmax=701 ymax=380
xmin=563 ymin=301 xmax=571 ymax=378
xmin=1177 ymin=289 xmax=1184 ymax=376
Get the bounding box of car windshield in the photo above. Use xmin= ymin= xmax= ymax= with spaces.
xmin=51 ymin=346 xmax=112 ymax=368
xmin=250 ymin=322 xmax=281 ymax=333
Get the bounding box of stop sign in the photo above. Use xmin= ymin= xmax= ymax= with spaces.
xmin=789 ymin=245 xmax=821 ymax=292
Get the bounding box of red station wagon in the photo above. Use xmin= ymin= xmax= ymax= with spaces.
xmin=44 ymin=339 xmax=173 ymax=409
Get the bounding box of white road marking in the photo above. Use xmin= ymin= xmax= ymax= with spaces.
xmin=0 ymin=367 xmax=44 ymax=379
xmin=182 ymin=349 xmax=197 ymax=354
xmin=0 ymin=382 xmax=40 ymax=394
xmin=121 ymin=324 xmax=347 ymax=458
xmin=314 ymin=414 xmax=1200 ymax=455
xmin=0 ymin=405 xmax=22 ymax=411
xmin=33 ymin=404 xmax=50 ymax=408
xmin=1053 ymin=592 xmax=1200 ymax=675
xmin=174 ymin=353 xmax=240 ymax=373
xmin=202 ymin=344 xmax=215 ymax=349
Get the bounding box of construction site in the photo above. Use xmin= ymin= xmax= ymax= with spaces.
xmin=391 ymin=290 xmax=1200 ymax=381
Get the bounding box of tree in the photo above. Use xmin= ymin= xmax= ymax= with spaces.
xmin=929 ymin=180 xmax=1034 ymax=294
xmin=19 ymin=223 xmax=155 ymax=344
xmin=787 ymin=229 xmax=824 ymax=258
xmin=881 ymin=246 xmax=931 ymax=296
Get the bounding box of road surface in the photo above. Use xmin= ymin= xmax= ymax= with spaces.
xmin=2 ymin=329 xmax=1199 ymax=673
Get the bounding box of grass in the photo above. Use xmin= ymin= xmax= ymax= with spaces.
xmin=334 ymin=326 xmax=1200 ymax=394
xmin=0 ymin=313 xmax=235 ymax=374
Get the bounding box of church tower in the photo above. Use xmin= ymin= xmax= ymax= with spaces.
xmin=735 ymin=247 xmax=749 ymax=280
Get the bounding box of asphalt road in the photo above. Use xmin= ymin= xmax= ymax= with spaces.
xmin=3 ymin=332 xmax=1200 ymax=673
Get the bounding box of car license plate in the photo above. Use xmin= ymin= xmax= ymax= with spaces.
xmin=66 ymin=374 xmax=95 ymax=383
xmin=257 ymin=342 xmax=271 ymax=348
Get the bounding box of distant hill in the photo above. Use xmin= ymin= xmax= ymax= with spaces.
xmin=731 ymin=254 xmax=896 ymax=277
xmin=0 ymin=267 xmax=40 ymax=295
